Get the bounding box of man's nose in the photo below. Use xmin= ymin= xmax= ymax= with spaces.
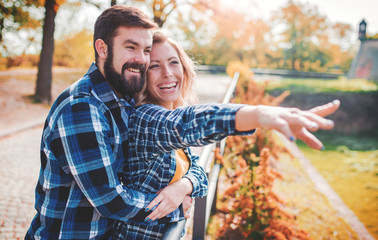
xmin=133 ymin=50 xmax=148 ymax=64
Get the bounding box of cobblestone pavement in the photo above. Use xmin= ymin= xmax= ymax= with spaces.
xmin=0 ymin=127 xmax=42 ymax=239
xmin=0 ymin=74 xmax=231 ymax=239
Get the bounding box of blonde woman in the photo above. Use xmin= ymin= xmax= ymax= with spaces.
xmin=112 ymin=31 xmax=209 ymax=239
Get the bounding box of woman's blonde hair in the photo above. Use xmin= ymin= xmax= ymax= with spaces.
xmin=135 ymin=30 xmax=198 ymax=108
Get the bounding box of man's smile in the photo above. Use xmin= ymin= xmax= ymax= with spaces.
xmin=127 ymin=67 xmax=141 ymax=73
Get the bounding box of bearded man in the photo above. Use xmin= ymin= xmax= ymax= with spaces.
xmin=25 ymin=6 xmax=162 ymax=239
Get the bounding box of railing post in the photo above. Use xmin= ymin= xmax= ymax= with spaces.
xmin=191 ymin=72 xmax=240 ymax=239
xmin=192 ymin=189 xmax=208 ymax=240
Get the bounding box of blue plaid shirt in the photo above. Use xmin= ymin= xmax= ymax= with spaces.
xmin=25 ymin=64 xmax=253 ymax=239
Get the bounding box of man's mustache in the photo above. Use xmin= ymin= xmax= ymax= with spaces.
xmin=121 ymin=62 xmax=147 ymax=77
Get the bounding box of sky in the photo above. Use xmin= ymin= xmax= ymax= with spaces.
xmin=254 ymin=0 xmax=378 ymax=37
xmin=52 ymin=0 xmax=378 ymax=43
xmin=4 ymin=0 xmax=378 ymax=56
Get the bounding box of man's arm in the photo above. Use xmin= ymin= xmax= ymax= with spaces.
xmin=54 ymin=100 xmax=181 ymax=222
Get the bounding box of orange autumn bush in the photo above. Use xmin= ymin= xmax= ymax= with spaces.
xmin=214 ymin=61 xmax=309 ymax=239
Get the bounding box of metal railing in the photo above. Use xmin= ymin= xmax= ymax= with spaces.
xmin=197 ymin=65 xmax=341 ymax=79
xmin=161 ymin=72 xmax=240 ymax=240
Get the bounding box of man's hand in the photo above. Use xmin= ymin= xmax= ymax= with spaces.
xmin=144 ymin=178 xmax=193 ymax=222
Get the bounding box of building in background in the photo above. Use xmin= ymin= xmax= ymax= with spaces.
xmin=348 ymin=20 xmax=378 ymax=81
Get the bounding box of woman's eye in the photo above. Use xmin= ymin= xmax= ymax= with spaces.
xmin=149 ymin=64 xmax=159 ymax=69
xmin=171 ymin=60 xmax=179 ymax=65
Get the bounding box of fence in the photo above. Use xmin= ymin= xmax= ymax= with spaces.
xmin=161 ymin=72 xmax=240 ymax=240
xmin=197 ymin=65 xmax=341 ymax=79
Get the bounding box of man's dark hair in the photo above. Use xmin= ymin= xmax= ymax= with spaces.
xmin=93 ymin=5 xmax=157 ymax=62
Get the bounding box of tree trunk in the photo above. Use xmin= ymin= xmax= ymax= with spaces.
xmin=34 ymin=0 xmax=57 ymax=104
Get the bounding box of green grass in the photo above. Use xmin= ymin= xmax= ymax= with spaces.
xmin=296 ymin=128 xmax=378 ymax=238
xmin=265 ymin=77 xmax=378 ymax=93
xmin=296 ymin=130 xmax=378 ymax=151
xmin=298 ymin=143 xmax=378 ymax=238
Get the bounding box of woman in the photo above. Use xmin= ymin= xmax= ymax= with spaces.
xmin=113 ymin=31 xmax=340 ymax=239
xmin=112 ymin=30 xmax=208 ymax=239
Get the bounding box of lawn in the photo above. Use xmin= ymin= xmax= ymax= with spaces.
xmin=265 ymin=77 xmax=377 ymax=93
xmin=298 ymin=138 xmax=378 ymax=238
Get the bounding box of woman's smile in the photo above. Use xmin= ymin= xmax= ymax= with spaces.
xmin=158 ymin=81 xmax=178 ymax=93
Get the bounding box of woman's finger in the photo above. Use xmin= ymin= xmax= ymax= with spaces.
xmin=272 ymin=117 xmax=296 ymax=142
xmin=145 ymin=197 xmax=161 ymax=213
xmin=296 ymin=111 xmax=334 ymax=131
xmin=147 ymin=202 xmax=176 ymax=222
xmin=296 ymin=128 xmax=323 ymax=150
xmin=308 ymin=100 xmax=340 ymax=117
xmin=182 ymin=196 xmax=193 ymax=214
xmin=145 ymin=201 xmax=168 ymax=221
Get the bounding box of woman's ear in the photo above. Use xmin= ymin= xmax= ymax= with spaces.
xmin=95 ymin=39 xmax=108 ymax=59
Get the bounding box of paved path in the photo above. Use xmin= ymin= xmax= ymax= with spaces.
xmin=0 ymin=128 xmax=41 ymax=239
xmin=0 ymin=73 xmax=231 ymax=239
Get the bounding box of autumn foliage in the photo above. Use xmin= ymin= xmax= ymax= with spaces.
xmin=213 ymin=61 xmax=310 ymax=239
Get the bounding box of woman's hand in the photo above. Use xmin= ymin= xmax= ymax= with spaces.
xmin=182 ymin=196 xmax=193 ymax=219
xmin=235 ymin=100 xmax=340 ymax=150
xmin=296 ymin=100 xmax=340 ymax=149
xmin=144 ymin=178 xmax=193 ymax=222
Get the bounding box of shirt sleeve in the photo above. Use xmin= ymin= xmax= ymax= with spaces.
xmin=130 ymin=103 xmax=255 ymax=159
xmin=183 ymin=148 xmax=208 ymax=198
xmin=52 ymin=98 xmax=181 ymax=222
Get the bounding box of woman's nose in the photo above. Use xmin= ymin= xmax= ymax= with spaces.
xmin=162 ymin=65 xmax=173 ymax=78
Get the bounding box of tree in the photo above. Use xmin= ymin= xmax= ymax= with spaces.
xmin=0 ymin=0 xmax=42 ymax=55
xmin=272 ymin=0 xmax=329 ymax=71
xmin=34 ymin=0 xmax=63 ymax=104
xmin=177 ymin=0 xmax=274 ymax=67
xmin=134 ymin=0 xmax=180 ymax=27
xmin=54 ymin=29 xmax=93 ymax=68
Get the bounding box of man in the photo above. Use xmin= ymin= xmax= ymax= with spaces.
xmin=25 ymin=6 xmax=163 ymax=239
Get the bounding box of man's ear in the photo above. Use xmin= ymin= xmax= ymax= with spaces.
xmin=95 ymin=39 xmax=108 ymax=59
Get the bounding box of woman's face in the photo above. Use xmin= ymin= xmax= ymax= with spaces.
xmin=147 ymin=41 xmax=184 ymax=109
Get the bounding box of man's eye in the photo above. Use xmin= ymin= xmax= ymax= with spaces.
xmin=126 ymin=46 xmax=135 ymax=50
xmin=144 ymin=49 xmax=151 ymax=55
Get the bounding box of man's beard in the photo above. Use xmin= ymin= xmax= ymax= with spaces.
xmin=103 ymin=50 xmax=146 ymax=98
